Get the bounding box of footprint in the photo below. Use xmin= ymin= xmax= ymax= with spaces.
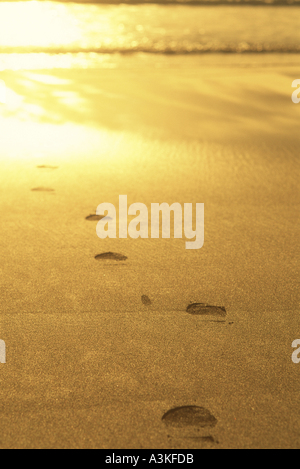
xmin=85 ymin=214 xmax=111 ymax=221
xmin=95 ymin=252 xmax=127 ymax=261
xmin=36 ymin=165 xmax=58 ymax=170
xmin=186 ymin=303 xmax=226 ymax=318
xmin=187 ymin=435 xmax=216 ymax=443
xmin=162 ymin=406 xmax=217 ymax=429
xmin=31 ymin=187 xmax=55 ymax=192
xmin=141 ymin=295 xmax=151 ymax=306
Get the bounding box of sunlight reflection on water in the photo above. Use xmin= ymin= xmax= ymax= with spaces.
xmin=0 ymin=2 xmax=80 ymax=48
xmin=0 ymin=1 xmax=299 ymax=61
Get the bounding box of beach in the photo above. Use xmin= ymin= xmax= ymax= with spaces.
xmin=0 ymin=54 xmax=299 ymax=448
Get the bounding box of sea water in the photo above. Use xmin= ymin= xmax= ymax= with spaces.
xmin=0 ymin=1 xmax=299 ymax=70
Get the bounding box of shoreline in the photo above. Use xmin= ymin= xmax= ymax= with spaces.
xmin=1 ymin=52 xmax=299 ymax=72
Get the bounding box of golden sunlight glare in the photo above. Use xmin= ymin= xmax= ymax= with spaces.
xmin=0 ymin=1 xmax=80 ymax=49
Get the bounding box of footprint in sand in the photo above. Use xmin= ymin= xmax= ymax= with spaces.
xmin=162 ymin=406 xmax=217 ymax=429
xmin=141 ymin=295 xmax=152 ymax=306
xmin=95 ymin=252 xmax=127 ymax=261
xmin=186 ymin=303 xmax=226 ymax=320
xmin=85 ymin=214 xmax=112 ymax=221
xmin=162 ymin=406 xmax=218 ymax=442
xmin=181 ymin=435 xmax=218 ymax=444
xmin=31 ymin=187 xmax=55 ymax=192
xmin=36 ymin=165 xmax=58 ymax=170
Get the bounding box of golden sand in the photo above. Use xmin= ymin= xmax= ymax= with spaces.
xmin=0 ymin=61 xmax=299 ymax=448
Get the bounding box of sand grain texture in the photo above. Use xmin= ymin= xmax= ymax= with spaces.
xmin=0 ymin=59 xmax=299 ymax=448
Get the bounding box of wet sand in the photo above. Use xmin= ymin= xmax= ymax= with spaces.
xmin=0 ymin=59 xmax=299 ymax=448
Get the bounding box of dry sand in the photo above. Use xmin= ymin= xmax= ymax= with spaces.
xmin=0 ymin=58 xmax=299 ymax=448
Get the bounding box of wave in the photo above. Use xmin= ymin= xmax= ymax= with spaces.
xmin=0 ymin=3 xmax=299 ymax=56
xmin=1 ymin=45 xmax=300 ymax=54
xmin=4 ymin=0 xmax=300 ymax=5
